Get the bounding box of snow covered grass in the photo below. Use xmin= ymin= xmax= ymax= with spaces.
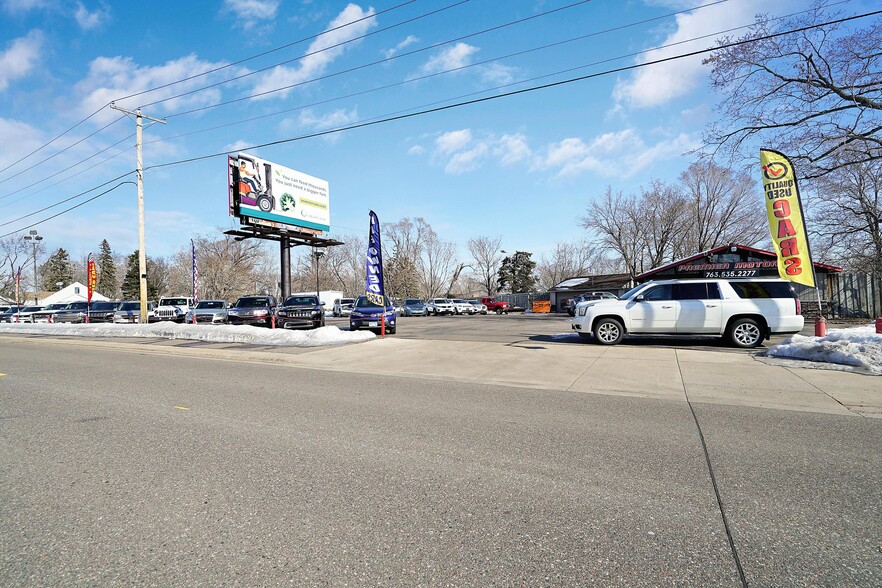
xmin=0 ymin=322 xmax=375 ymax=347
xmin=767 ymin=324 xmax=882 ymax=375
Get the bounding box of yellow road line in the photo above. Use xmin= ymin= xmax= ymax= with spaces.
xmin=174 ymin=406 xmax=190 ymax=410
xmin=0 ymin=372 xmax=6 ymax=376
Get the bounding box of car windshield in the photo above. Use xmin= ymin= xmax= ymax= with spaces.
xmin=405 ymin=299 xmax=422 ymax=305
xmin=46 ymin=304 xmax=67 ymax=310
xmin=355 ymin=295 xmax=392 ymax=308
xmin=160 ymin=298 xmax=189 ymax=306
xmin=118 ymin=302 xmax=140 ymax=311
xmin=235 ymin=297 xmax=271 ymax=308
xmin=90 ymin=302 xmax=117 ymax=311
xmin=284 ymin=296 xmax=318 ymax=306
xmin=196 ymin=301 xmax=225 ymax=309
xmin=619 ymin=284 xmax=652 ymax=300
xmin=341 ymin=299 xmax=355 ymax=305
xmin=453 ymin=299 xmax=466 ymax=303
xmin=67 ymin=302 xmax=89 ymax=310
xmin=22 ymin=306 xmax=42 ymax=312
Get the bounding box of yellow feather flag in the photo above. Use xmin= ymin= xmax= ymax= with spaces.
xmin=760 ymin=149 xmax=815 ymax=288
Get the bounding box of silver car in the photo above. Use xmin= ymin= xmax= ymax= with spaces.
xmin=113 ymin=301 xmax=156 ymax=323
xmin=184 ymin=300 xmax=229 ymax=324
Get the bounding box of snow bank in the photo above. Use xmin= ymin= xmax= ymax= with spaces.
xmin=767 ymin=324 xmax=882 ymax=375
xmin=0 ymin=322 xmax=375 ymax=347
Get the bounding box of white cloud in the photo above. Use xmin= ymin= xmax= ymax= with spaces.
xmin=0 ymin=117 xmax=44 ymax=173
xmin=224 ymin=140 xmax=254 ymax=153
xmin=75 ymin=1 xmax=110 ymax=30
xmin=493 ymin=133 xmax=530 ymax=166
xmin=420 ymin=42 xmax=479 ymax=75
xmin=252 ymin=4 xmax=377 ymax=100
xmin=435 ymin=129 xmax=471 ymax=154
xmin=74 ymin=54 xmax=232 ymax=122
xmin=1 ymin=0 xmax=48 ymax=12
xmin=534 ymin=129 xmax=699 ymax=179
xmin=222 ymin=0 xmax=279 ymax=31
xmin=480 ymin=62 xmax=517 ymax=85
xmin=445 ymin=143 xmax=488 ymax=174
xmin=384 ymin=35 xmax=418 ymax=59
xmin=407 ymin=145 xmax=424 ymax=155
xmin=298 ymin=107 xmax=358 ymax=130
xmin=0 ymin=30 xmax=43 ymax=91
xmin=613 ymin=0 xmax=764 ymax=108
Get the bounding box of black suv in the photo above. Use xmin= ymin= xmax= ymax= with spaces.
xmin=276 ymin=295 xmax=325 ymax=330
xmin=228 ymin=295 xmax=277 ymax=327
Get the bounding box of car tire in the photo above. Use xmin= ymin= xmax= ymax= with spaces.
xmin=495 ymin=307 xmax=503 ymax=315
xmin=387 ymin=326 xmax=396 ymax=334
xmin=728 ymin=318 xmax=763 ymax=348
xmin=593 ymin=317 xmax=624 ymax=345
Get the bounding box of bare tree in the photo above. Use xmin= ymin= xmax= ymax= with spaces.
xmin=0 ymin=234 xmax=39 ymax=300
xmin=466 ymin=235 xmax=503 ymax=296
xmin=419 ymin=227 xmax=458 ymax=298
xmin=812 ymin=151 xmax=882 ymax=272
xmin=639 ymin=180 xmax=687 ymax=270
xmin=168 ymin=234 xmax=273 ymax=301
xmin=704 ymin=3 xmax=882 ymax=178
xmin=580 ymin=187 xmax=646 ymax=277
xmin=675 ymin=162 xmax=766 ymax=257
xmin=535 ymin=239 xmax=609 ymax=290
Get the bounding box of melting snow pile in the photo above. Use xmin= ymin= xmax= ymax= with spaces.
xmin=767 ymin=324 xmax=882 ymax=375
xmin=0 ymin=322 xmax=375 ymax=347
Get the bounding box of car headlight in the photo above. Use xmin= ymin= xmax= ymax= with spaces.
xmin=351 ymin=310 xmax=364 ymax=318
xmin=577 ymin=306 xmax=588 ymax=316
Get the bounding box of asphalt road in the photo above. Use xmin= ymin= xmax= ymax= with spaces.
xmin=1 ymin=340 xmax=880 ymax=586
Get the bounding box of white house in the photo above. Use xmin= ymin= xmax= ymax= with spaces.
xmin=39 ymin=282 xmax=110 ymax=305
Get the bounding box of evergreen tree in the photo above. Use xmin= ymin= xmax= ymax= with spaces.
xmin=121 ymin=251 xmax=140 ymax=300
xmin=96 ymin=239 xmax=117 ymax=298
xmin=40 ymin=248 xmax=74 ymax=290
xmin=496 ymin=251 xmax=536 ymax=294
xmin=121 ymin=250 xmax=160 ymax=300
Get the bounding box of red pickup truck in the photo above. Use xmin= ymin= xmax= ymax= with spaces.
xmin=479 ymin=296 xmax=510 ymax=314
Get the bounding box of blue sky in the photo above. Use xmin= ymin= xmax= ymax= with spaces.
xmin=0 ymin=0 xmax=870 ymax=263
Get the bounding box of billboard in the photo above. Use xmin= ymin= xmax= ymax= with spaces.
xmin=228 ymin=153 xmax=330 ymax=233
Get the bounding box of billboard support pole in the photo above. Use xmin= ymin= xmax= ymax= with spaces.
xmin=280 ymin=235 xmax=291 ymax=300
xmin=110 ymin=102 xmax=166 ymax=324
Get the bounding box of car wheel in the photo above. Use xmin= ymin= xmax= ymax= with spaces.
xmin=387 ymin=326 xmax=396 ymax=334
xmin=729 ymin=318 xmax=763 ymax=348
xmin=593 ymin=318 xmax=624 ymax=345
xmin=495 ymin=307 xmax=503 ymax=315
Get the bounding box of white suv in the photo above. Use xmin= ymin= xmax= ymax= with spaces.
xmin=571 ymin=279 xmax=804 ymax=348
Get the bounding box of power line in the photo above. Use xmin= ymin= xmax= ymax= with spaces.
xmin=0 ymin=0 xmax=420 ymax=182
xmin=0 ymin=180 xmax=136 ymax=239
xmin=4 ymin=8 xmax=877 ymax=236
xmin=0 ymin=0 xmax=592 ymax=199
xmin=146 ymin=9 xmax=881 ymax=171
xmin=144 ymin=0 xmax=733 ymax=146
xmin=161 ymin=0 xmax=596 ymax=118
xmin=118 ymin=0 xmax=421 ymax=104
xmin=139 ymin=0 xmax=471 ymax=110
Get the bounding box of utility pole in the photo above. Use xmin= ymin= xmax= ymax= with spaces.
xmin=23 ymin=229 xmax=42 ymax=304
xmin=110 ymin=103 xmax=166 ymax=323
xmin=313 ymin=248 xmax=324 ymax=300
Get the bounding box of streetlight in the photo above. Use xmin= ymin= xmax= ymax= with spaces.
xmin=312 ymin=249 xmax=325 ymax=300
xmin=22 ymin=229 xmax=43 ymax=304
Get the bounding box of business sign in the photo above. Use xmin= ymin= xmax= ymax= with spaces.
xmin=228 ymin=153 xmax=330 ymax=233
xmin=676 ymin=260 xmax=779 ymax=278
xmin=759 ymin=149 xmax=814 ymax=287
xmin=365 ymin=210 xmax=386 ymax=306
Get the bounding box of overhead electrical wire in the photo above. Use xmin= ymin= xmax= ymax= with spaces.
xmin=2 ymin=7 xmax=877 ymax=237
xmin=0 ymin=0 xmax=594 ymax=199
xmin=160 ymin=0 xmax=598 ymax=118
xmin=138 ymin=0 xmax=473 ymax=109
xmin=0 ymin=0 xmax=422 ymax=181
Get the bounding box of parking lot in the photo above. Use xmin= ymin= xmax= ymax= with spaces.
xmin=326 ymin=310 xmax=808 ymax=349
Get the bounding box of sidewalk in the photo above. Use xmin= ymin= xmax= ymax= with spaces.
xmin=4 ymin=333 xmax=879 ymax=418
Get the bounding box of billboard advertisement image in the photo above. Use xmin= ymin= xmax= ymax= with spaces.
xmin=229 ymin=153 xmax=330 ymax=233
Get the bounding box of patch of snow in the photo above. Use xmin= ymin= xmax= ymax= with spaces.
xmin=0 ymin=322 xmax=375 ymax=347
xmin=767 ymin=324 xmax=882 ymax=375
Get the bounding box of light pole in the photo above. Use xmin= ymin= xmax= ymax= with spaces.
xmin=313 ymin=248 xmax=324 ymax=300
xmin=23 ymin=229 xmax=42 ymax=304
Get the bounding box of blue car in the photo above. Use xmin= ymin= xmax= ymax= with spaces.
xmin=400 ymin=297 xmax=427 ymax=317
xmin=349 ymin=295 xmax=397 ymax=334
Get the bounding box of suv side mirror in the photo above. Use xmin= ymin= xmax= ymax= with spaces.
xmin=635 ymin=295 xmax=645 ymax=302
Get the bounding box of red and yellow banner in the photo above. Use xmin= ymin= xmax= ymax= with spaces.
xmin=87 ymin=255 xmax=97 ymax=303
xmin=760 ymin=149 xmax=814 ymax=288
